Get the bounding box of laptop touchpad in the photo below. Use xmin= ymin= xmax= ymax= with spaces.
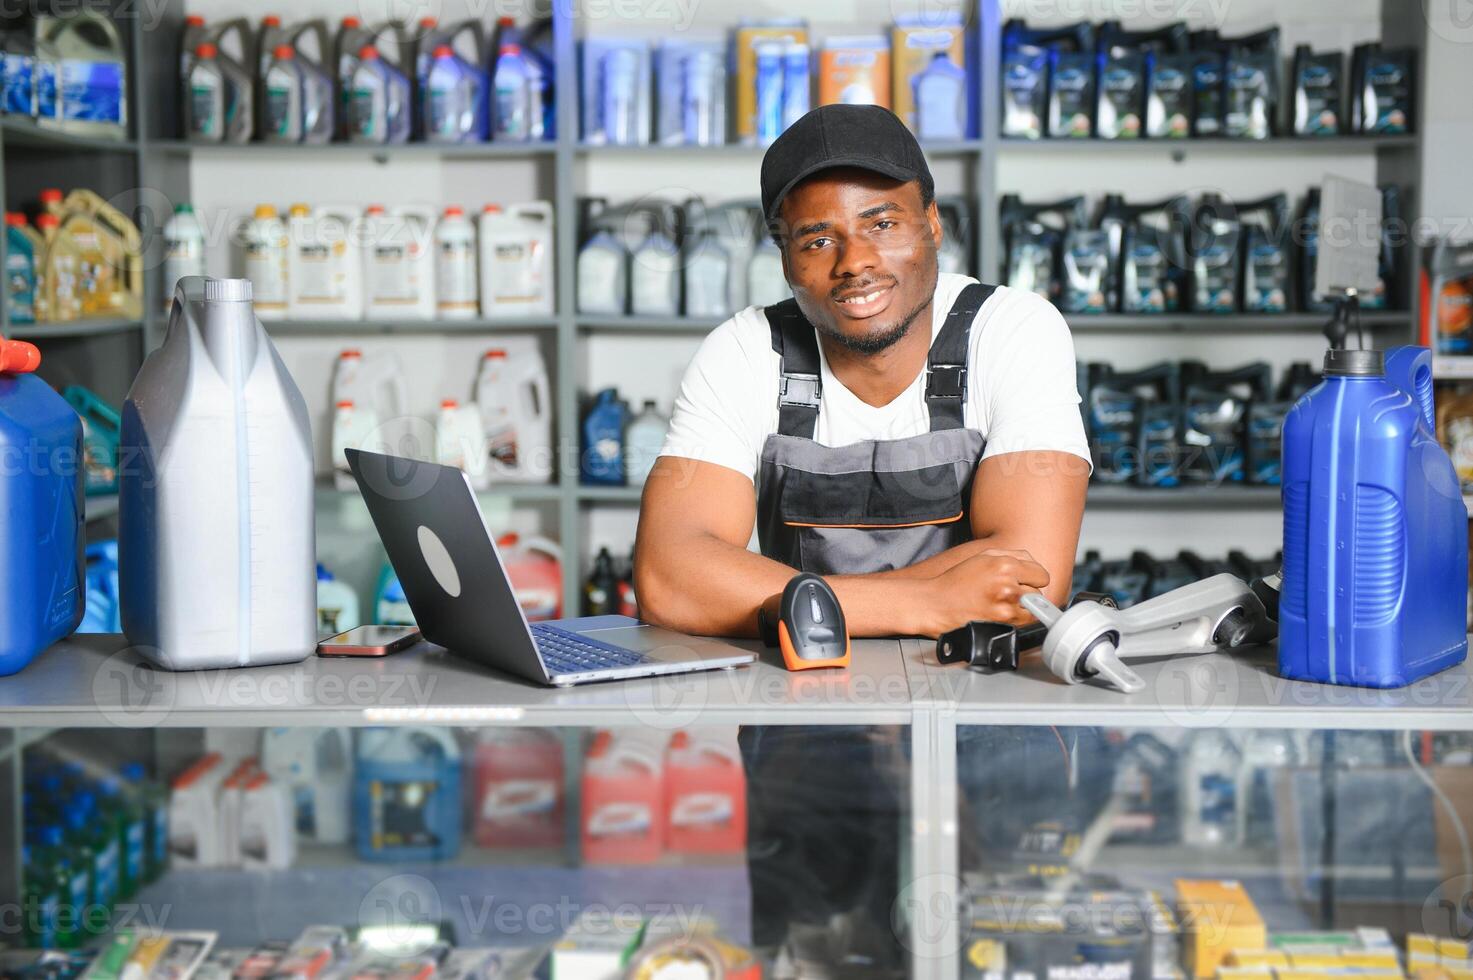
xmin=579 ymin=626 xmax=706 ymax=660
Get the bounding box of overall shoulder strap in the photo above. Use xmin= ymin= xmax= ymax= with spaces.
xmin=926 ymin=282 xmax=996 ymax=431
xmin=766 ymin=298 xmax=822 ymax=438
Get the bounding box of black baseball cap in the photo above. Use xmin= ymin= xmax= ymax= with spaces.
xmin=760 ymin=104 xmax=934 ymax=225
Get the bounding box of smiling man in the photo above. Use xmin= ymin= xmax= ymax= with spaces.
xmin=631 ymin=104 xmax=1093 ymax=964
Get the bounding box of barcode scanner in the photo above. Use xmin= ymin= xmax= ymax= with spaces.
xmin=775 ymin=573 xmax=850 ymax=671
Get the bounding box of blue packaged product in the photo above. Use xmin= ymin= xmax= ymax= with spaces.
xmin=36 ymin=56 xmax=57 ymax=120
xmin=2 ymin=34 xmax=36 ymax=115
xmin=914 ymin=52 xmax=967 ymax=141
xmin=0 ymin=341 xmax=84 ymax=677
xmin=353 ymin=727 xmax=462 ymax=862
xmin=492 ymin=41 xmax=531 ymax=140
xmin=80 ymin=540 xmax=121 ymax=634
xmin=655 ymin=40 xmax=724 ymax=146
xmin=581 ymin=388 xmax=629 ymax=486
xmin=1280 ymin=345 xmax=1469 ymax=688
xmin=581 ymin=38 xmax=649 ymax=145
xmin=755 ymin=42 xmax=784 ymax=145
xmin=424 ymin=44 xmax=482 ymax=143
xmin=1047 ymin=50 xmax=1094 ymax=137
xmin=601 ymin=46 xmax=640 ymax=145
xmin=780 ymin=42 xmax=809 ymax=132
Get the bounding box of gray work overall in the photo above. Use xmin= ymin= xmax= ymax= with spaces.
xmin=755 ymin=281 xmax=995 ymax=574
xmin=740 ymin=282 xmax=995 ymax=958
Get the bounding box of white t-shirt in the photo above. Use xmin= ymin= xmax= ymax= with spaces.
xmin=659 ymin=273 xmax=1092 ymax=483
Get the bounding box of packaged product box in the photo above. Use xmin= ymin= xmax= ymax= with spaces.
xmin=1224 ymin=951 xmax=1288 ymax=969
xmin=818 ymin=36 xmax=890 ymax=108
xmin=734 ymin=20 xmax=807 ymax=144
xmin=549 ymin=909 xmax=646 ymax=979
xmin=891 ymin=13 xmax=968 ymax=134
xmin=1175 ymin=880 xmax=1265 ymax=979
xmin=961 ymin=875 xmax=1156 ymax=980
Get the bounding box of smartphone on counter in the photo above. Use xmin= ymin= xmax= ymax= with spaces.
xmin=316 ymin=625 xmax=422 ymax=657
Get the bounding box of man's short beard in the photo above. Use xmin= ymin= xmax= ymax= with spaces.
xmin=815 ymin=294 xmax=931 ymax=355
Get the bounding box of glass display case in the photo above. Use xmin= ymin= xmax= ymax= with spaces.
xmin=4 ymin=635 xmax=1472 ymax=980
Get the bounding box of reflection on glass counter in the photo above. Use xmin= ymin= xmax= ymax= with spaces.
xmin=956 ymin=727 xmax=1473 ymax=980
xmin=5 ymin=724 xmax=912 ymax=979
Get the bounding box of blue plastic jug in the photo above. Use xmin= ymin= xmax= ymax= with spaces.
xmin=580 ymin=388 xmax=628 ymax=486
xmin=353 ymin=727 xmax=461 ymax=862
xmin=0 ymin=341 xmax=83 ymax=675
xmin=61 ymin=385 xmax=120 ymax=496
xmin=1279 ymin=345 xmax=1469 ymax=687
xmin=80 ymin=540 xmax=120 ymax=633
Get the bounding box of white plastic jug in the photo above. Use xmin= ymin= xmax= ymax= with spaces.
xmin=168 ymin=753 xmax=227 ymax=868
xmin=260 ymin=728 xmax=352 ymax=846
xmin=626 ymin=399 xmax=669 ymax=485
xmin=120 ymin=278 xmax=316 ymax=671
xmin=330 ymin=400 xmax=383 ymax=491
xmin=287 ymin=204 xmax=363 ymax=320
xmin=435 ymin=206 xmax=478 ymax=319
xmin=747 ymin=239 xmax=789 ymax=307
xmin=576 ymin=229 xmax=627 ymax=315
xmin=363 ymin=204 xmax=435 ymax=320
xmin=315 ymin=568 xmax=360 ymax=635
xmin=239 ymin=772 xmax=296 ymax=869
xmin=475 ymin=347 xmax=552 ymax=484
xmin=330 ymin=348 xmax=406 ymax=434
xmin=218 ymin=759 xmax=255 ymax=866
xmin=162 ymin=204 xmax=206 ymax=314
xmin=435 ymin=398 xmax=490 ymax=490
xmin=244 ymin=204 xmax=289 ymax=320
xmin=683 ymin=231 xmax=731 ymax=318
xmin=478 ymin=202 xmax=553 ymax=318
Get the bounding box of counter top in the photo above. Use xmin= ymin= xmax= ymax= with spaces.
xmin=0 ymin=633 xmax=914 ymax=728
xmin=5 ymin=633 xmax=1472 ymax=731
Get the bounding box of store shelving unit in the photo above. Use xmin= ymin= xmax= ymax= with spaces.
xmin=2 ymin=0 xmax=1429 ymax=616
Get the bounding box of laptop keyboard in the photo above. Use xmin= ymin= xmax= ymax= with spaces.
xmin=531 ymin=623 xmax=653 ymax=676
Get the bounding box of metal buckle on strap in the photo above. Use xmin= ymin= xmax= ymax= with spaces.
xmin=926 ymin=364 xmax=967 ymax=399
xmin=780 ymin=372 xmax=822 ymax=408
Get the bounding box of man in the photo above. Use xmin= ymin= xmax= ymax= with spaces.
xmin=632 ymin=104 xmax=1093 ymax=963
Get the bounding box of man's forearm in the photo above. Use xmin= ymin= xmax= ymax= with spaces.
xmin=638 ymin=533 xmax=934 ymax=639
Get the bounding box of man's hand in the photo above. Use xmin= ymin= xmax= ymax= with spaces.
xmin=920 ymin=548 xmax=1051 ymax=636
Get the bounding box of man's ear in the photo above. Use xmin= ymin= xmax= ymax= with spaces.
xmin=926 ymin=200 xmax=944 ymax=252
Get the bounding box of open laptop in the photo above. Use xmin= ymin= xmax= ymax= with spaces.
xmin=346 ymin=449 xmax=755 ymax=686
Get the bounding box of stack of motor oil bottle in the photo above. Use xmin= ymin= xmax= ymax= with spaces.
xmin=1000 ymin=20 xmax=1415 ymax=141
xmin=4 ymin=188 xmax=143 ymax=326
xmin=1072 ymin=549 xmax=1280 ymax=607
xmin=1001 ymin=186 xmax=1405 ymax=315
xmin=179 ymin=13 xmax=552 ymax=144
xmin=1081 ymin=359 xmax=1318 ymax=488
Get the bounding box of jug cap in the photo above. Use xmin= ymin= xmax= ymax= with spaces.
xmin=444 ymin=205 xmax=464 ymax=217
xmin=37 ymin=213 xmax=59 ymax=229
xmin=341 ymin=15 xmax=361 ymax=27
xmin=433 ymin=44 xmax=453 ymax=59
xmin=336 ymin=399 xmax=355 ymax=409
xmin=499 ymin=16 xmax=515 ymax=26
xmin=419 ymin=16 xmax=438 ymax=27
xmin=441 ymin=398 xmax=459 ymax=409
xmin=482 ymin=203 xmax=502 ymax=213
xmin=204 ymin=278 xmax=253 ymax=302
xmin=39 ymin=188 xmax=63 ymax=204
xmin=254 ymin=204 xmax=278 ymax=219
xmin=0 ymin=340 xmax=41 ymax=374
xmin=499 ymin=43 xmax=520 ymax=56
xmin=366 ymin=204 xmax=386 ymax=214
xmin=484 ymin=348 xmax=507 ymax=359
xmin=1324 ymin=348 xmax=1384 ymax=377
xmin=273 ymin=44 xmax=294 ymax=59
xmin=262 ymin=15 xmax=281 ymax=26
xmin=195 ymin=43 xmax=218 ymax=58
xmin=5 ymin=212 xmax=26 ymax=226
xmin=186 ymin=15 xmax=205 ymax=26
xmin=341 ymin=348 xmax=362 ymax=358
xmin=359 ymin=45 xmax=379 ymax=59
